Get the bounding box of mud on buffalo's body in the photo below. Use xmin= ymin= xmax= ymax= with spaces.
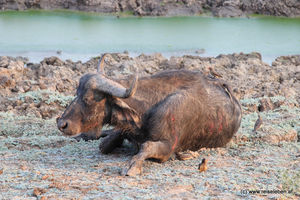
xmin=57 ymin=54 xmax=242 ymax=176
xmin=140 ymin=79 xmax=241 ymax=150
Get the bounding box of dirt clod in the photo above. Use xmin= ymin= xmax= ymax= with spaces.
xmin=42 ymin=175 xmax=49 ymax=180
xmin=33 ymin=187 xmax=47 ymax=197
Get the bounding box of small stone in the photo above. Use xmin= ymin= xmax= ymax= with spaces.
xmin=13 ymin=100 xmax=23 ymax=107
xmin=0 ymin=56 xmax=9 ymax=68
xmin=0 ymin=75 xmax=11 ymax=87
xmin=11 ymin=86 xmax=19 ymax=92
xmin=42 ymin=175 xmax=49 ymax=180
xmin=20 ymin=165 xmax=27 ymax=170
xmin=145 ymin=67 xmax=153 ymax=74
xmin=42 ymin=56 xmax=64 ymax=66
xmin=7 ymin=60 xmax=24 ymax=71
xmin=195 ymin=48 xmax=205 ymax=54
xmin=295 ymin=72 xmax=300 ymax=80
xmin=33 ymin=187 xmax=47 ymax=197
xmin=23 ymin=85 xmax=31 ymax=92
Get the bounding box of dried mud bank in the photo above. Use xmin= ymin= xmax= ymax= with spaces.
xmin=0 ymin=52 xmax=300 ymax=199
xmin=1 ymin=0 xmax=300 ymax=17
xmin=1 ymin=52 xmax=299 ymax=119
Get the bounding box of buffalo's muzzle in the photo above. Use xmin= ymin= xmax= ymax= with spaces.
xmin=57 ymin=118 xmax=69 ymax=132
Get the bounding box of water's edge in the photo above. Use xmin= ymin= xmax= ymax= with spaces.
xmin=1 ymin=10 xmax=300 ymax=65
xmin=0 ymin=51 xmax=288 ymax=65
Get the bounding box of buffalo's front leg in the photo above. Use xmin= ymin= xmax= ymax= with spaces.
xmin=123 ymin=141 xmax=172 ymax=176
xmin=99 ymin=129 xmax=116 ymax=138
xmin=99 ymin=130 xmax=124 ymax=154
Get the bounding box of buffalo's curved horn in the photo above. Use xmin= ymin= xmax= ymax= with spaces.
xmin=97 ymin=53 xmax=108 ymax=74
xmin=123 ymin=74 xmax=138 ymax=98
xmin=95 ymin=74 xmax=138 ymax=98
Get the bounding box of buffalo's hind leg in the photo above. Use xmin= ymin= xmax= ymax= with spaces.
xmin=123 ymin=140 xmax=172 ymax=176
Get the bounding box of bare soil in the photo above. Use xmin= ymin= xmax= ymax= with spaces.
xmin=0 ymin=52 xmax=299 ymax=199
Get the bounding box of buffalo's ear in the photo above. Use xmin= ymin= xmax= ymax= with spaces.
xmin=111 ymin=98 xmax=141 ymax=130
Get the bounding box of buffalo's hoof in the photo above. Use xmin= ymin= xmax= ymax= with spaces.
xmin=122 ymin=159 xmax=142 ymax=176
xmin=99 ymin=132 xmax=124 ymax=154
xmin=122 ymin=166 xmax=142 ymax=176
xmin=99 ymin=143 xmax=115 ymax=154
xmin=176 ymin=150 xmax=199 ymax=161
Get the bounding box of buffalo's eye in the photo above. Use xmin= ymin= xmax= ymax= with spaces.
xmin=93 ymin=92 xmax=104 ymax=102
xmin=82 ymin=96 xmax=93 ymax=106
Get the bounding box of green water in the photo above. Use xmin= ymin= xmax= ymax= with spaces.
xmin=0 ymin=10 xmax=300 ymax=62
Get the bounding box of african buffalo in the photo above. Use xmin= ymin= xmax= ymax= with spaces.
xmin=57 ymin=54 xmax=205 ymax=153
xmin=57 ymin=54 xmax=242 ymax=176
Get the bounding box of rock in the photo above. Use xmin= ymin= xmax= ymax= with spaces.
xmin=0 ymin=75 xmax=14 ymax=88
xmin=13 ymin=100 xmax=23 ymax=107
xmin=258 ymin=98 xmax=284 ymax=112
xmin=33 ymin=187 xmax=47 ymax=197
xmin=295 ymin=72 xmax=300 ymax=81
xmin=213 ymin=5 xmax=244 ymax=17
xmin=23 ymin=85 xmax=31 ymax=92
xmin=11 ymin=85 xmax=24 ymax=93
xmin=41 ymin=175 xmax=49 ymax=180
xmin=262 ymin=129 xmax=298 ymax=144
xmin=27 ymin=107 xmax=42 ymax=118
xmin=0 ymin=56 xmax=9 ymax=68
xmin=6 ymin=105 xmax=13 ymax=111
xmin=20 ymin=165 xmax=28 ymax=170
xmin=272 ymin=55 xmax=300 ymax=66
xmin=241 ymin=0 xmax=300 ymax=17
xmin=7 ymin=60 xmax=24 ymax=72
xmin=41 ymin=56 xmax=64 ymax=66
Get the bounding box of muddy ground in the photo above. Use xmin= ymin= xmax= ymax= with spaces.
xmin=0 ymin=52 xmax=299 ymax=199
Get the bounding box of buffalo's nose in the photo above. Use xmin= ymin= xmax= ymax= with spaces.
xmin=57 ymin=119 xmax=68 ymax=132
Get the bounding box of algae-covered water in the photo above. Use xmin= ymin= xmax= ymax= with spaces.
xmin=0 ymin=10 xmax=300 ymax=62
